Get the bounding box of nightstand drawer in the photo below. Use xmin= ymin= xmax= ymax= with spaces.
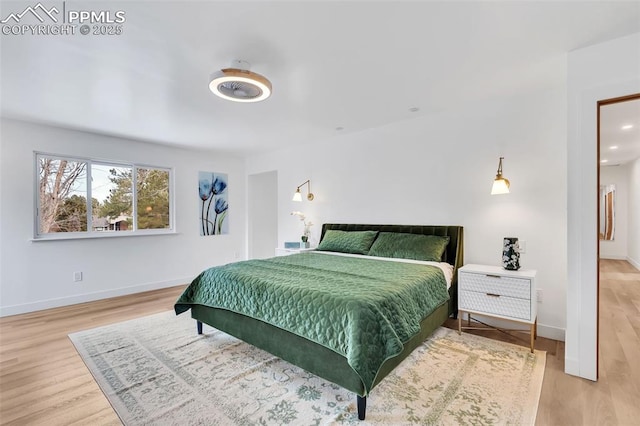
xmin=458 ymin=271 xmax=530 ymax=299
xmin=457 ymin=264 xmax=537 ymax=352
xmin=459 ymin=289 xmax=531 ymax=320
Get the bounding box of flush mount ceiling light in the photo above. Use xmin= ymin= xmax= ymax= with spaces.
xmin=209 ymin=60 xmax=272 ymax=103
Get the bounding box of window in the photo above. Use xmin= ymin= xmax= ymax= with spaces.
xmin=35 ymin=153 xmax=173 ymax=239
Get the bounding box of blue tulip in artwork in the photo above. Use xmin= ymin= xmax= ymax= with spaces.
xmin=198 ymin=179 xmax=212 ymax=201
xmin=212 ymin=177 xmax=227 ymax=196
xmin=204 ymin=173 xmax=215 ymax=234
xmin=199 ymin=171 xmax=229 ymax=236
xmin=214 ymin=198 xmax=228 ymax=214
xmin=213 ymin=198 xmax=228 ymax=234
xmin=199 ymin=178 xmax=213 ymax=235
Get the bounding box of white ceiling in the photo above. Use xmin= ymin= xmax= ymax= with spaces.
xmin=1 ymin=1 xmax=639 ymax=157
xmin=600 ymin=98 xmax=640 ymax=166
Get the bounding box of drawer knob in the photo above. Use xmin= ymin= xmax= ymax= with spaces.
xmin=486 ymin=293 xmax=501 ymax=297
xmin=486 ymin=274 xmax=502 ymax=278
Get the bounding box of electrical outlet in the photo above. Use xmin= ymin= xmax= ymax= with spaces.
xmin=519 ymin=240 xmax=527 ymax=253
xmin=536 ymin=289 xmax=543 ymax=303
xmin=73 ymin=271 xmax=83 ymax=282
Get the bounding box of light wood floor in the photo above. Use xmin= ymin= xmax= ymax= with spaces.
xmin=445 ymin=259 xmax=640 ymax=425
xmin=0 ymin=287 xmax=185 ymax=425
xmin=0 ymin=259 xmax=638 ymax=425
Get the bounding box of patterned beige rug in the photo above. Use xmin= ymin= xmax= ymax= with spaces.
xmin=69 ymin=311 xmax=545 ymax=425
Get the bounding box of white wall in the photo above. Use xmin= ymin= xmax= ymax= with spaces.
xmin=629 ymin=158 xmax=640 ymax=269
xmin=248 ymin=170 xmax=278 ymax=259
xmin=247 ymin=87 xmax=568 ymax=341
xmin=0 ymin=119 xmax=246 ymax=316
xmin=567 ymin=32 xmax=640 ymax=380
xmin=599 ymin=165 xmax=629 ymax=259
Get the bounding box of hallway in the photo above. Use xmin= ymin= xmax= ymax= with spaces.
xmin=596 ymin=259 xmax=640 ymax=424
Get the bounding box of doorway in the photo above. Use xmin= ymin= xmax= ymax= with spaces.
xmin=248 ymin=171 xmax=278 ymax=259
xmin=597 ymin=93 xmax=640 ymax=378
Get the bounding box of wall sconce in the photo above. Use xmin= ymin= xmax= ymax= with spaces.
xmin=491 ymin=157 xmax=510 ymax=195
xmin=293 ymin=180 xmax=314 ymax=202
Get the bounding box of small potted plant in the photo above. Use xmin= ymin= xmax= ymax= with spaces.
xmin=291 ymin=211 xmax=313 ymax=248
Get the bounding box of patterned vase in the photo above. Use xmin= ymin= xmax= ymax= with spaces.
xmin=502 ymin=237 xmax=520 ymax=270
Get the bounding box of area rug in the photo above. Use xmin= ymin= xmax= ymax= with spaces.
xmin=69 ymin=311 xmax=546 ymax=425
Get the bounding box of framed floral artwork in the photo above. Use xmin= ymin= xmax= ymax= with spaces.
xmin=198 ymin=171 xmax=228 ymax=235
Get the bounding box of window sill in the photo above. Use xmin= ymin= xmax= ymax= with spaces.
xmin=31 ymin=229 xmax=178 ymax=242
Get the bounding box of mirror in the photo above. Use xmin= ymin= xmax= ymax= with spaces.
xmin=599 ymin=184 xmax=615 ymax=240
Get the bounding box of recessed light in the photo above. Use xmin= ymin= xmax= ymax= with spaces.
xmin=335 ymin=126 xmax=344 ymax=131
xmin=600 ymin=159 xmax=608 ymax=163
xmin=622 ymin=124 xmax=634 ymax=130
xmin=409 ymin=107 xmax=419 ymax=112
xmin=609 ymin=146 xmax=618 ymax=150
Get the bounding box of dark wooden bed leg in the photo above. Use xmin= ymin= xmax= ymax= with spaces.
xmin=357 ymin=395 xmax=366 ymax=420
xmin=197 ymin=320 xmax=203 ymax=335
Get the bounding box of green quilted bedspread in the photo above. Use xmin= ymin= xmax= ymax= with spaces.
xmin=174 ymin=252 xmax=449 ymax=393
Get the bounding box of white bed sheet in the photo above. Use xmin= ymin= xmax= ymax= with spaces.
xmin=311 ymin=250 xmax=454 ymax=289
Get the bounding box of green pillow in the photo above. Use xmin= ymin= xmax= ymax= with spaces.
xmin=317 ymin=230 xmax=379 ymax=255
xmin=368 ymin=232 xmax=450 ymax=262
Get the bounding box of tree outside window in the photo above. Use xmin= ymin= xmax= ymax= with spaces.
xmin=36 ymin=153 xmax=172 ymax=238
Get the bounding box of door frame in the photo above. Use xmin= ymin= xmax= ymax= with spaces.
xmin=596 ymin=92 xmax=640 ymax=378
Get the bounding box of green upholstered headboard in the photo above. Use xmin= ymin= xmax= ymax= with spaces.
xmin=320 ymin=223 xmax=464 ymax=286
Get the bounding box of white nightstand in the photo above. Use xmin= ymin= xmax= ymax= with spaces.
xmin=274 ymin=247 xmax=316 ymax=257
xmin=457 ymin=264 xmax=537 ymax=352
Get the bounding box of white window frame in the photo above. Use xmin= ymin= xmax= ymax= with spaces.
xmin=34 ymin=152 xmax=175 ymax=240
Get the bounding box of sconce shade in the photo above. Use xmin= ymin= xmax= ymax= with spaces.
xmin=293 ymin=180 xmax=314 ymax=202
xmin=491 ymin=178 xmax=510 ymax=195
xmin=491 ymin=157 xmax=510 ymax=195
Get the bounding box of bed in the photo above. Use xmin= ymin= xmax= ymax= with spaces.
xmin=175 ymin=223 xmax=464 ymax=420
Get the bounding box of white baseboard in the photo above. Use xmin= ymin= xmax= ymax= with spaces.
xmin=627 ymin=256 xmax=640 ymax=271
xmin=458 ymin=313 xmax=565 ymax=341
xmin=537 ymin=324 xmax=565 ymax=341
xmin=0 ymin=277 xmax=190 ymax=317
